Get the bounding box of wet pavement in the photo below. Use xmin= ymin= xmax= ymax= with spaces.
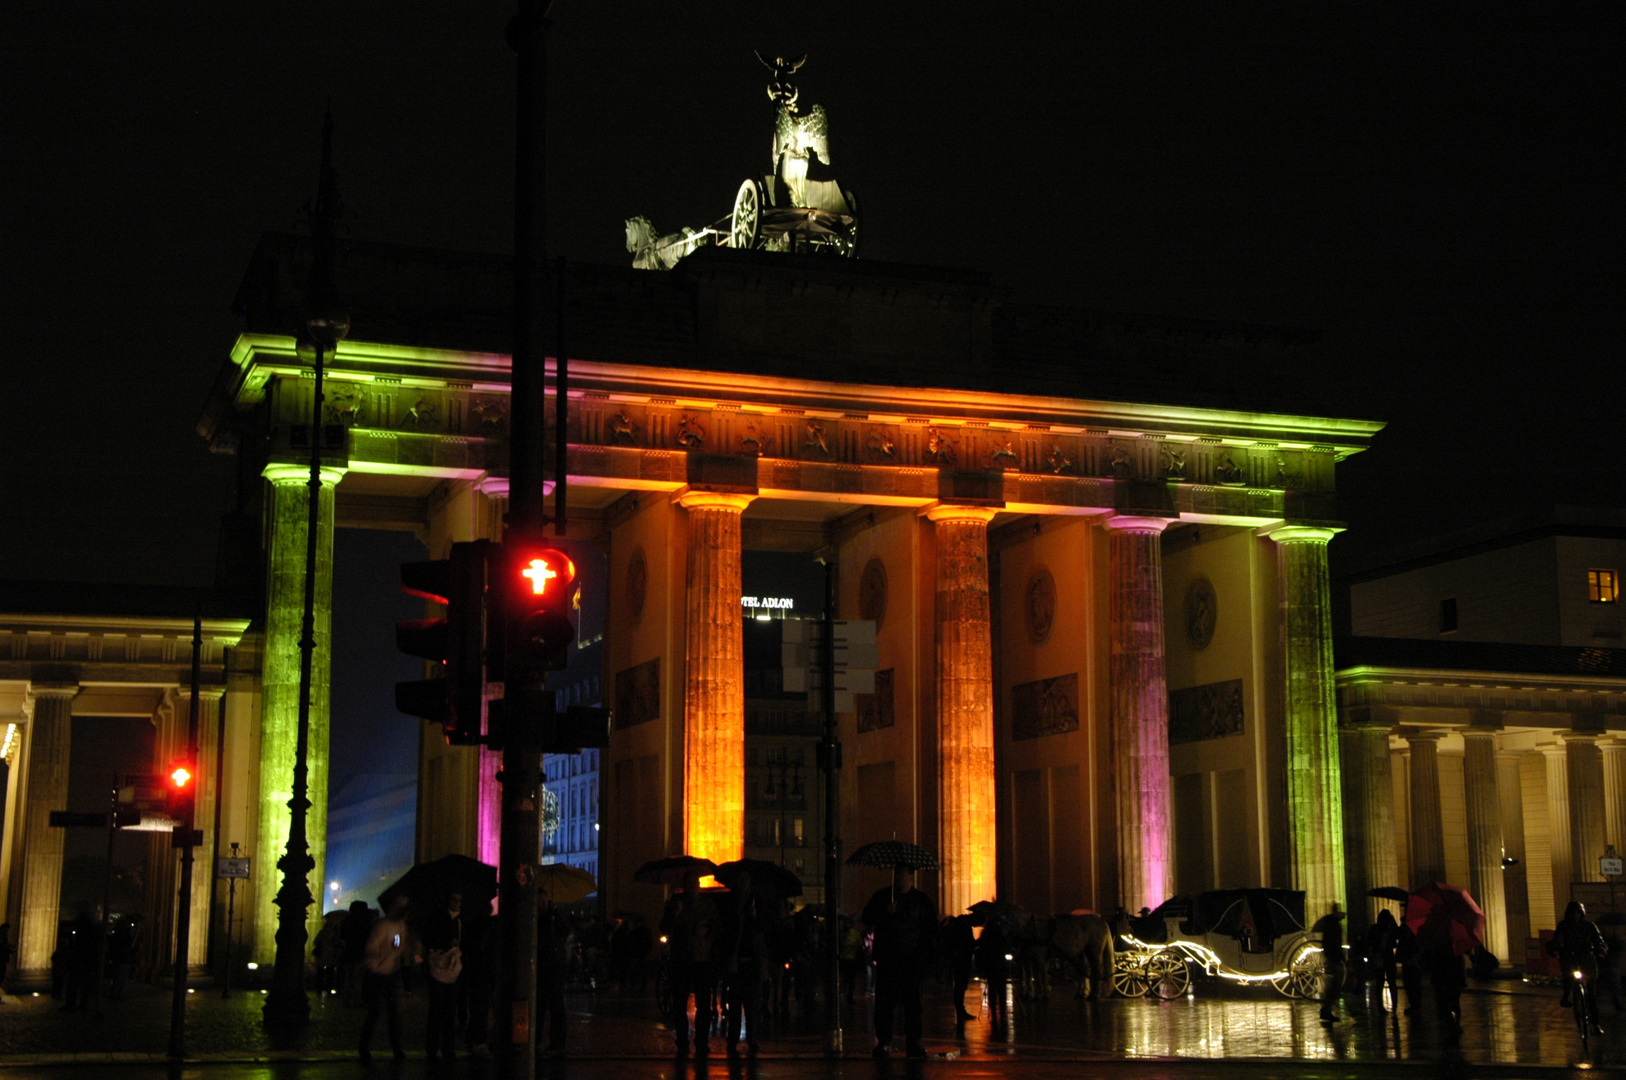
xmin=0 ymin=974 xmax=1621 ymax=1077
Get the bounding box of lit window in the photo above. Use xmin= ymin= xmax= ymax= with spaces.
xmin=1589 ymin=569 xmax=1619 ymax=604
xmin=1440 ymin=598 xmax=1458 ymax=634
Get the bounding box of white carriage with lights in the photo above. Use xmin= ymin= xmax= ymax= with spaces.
xmin=1112 ymin=888 xmax=1326 ymax=999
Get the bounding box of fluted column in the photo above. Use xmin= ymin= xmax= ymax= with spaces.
xmin=189 ymin=688 xmax=224 ymax=967
xmin=679 ymin=491 xmax=753 ymax=865
xmin=1350 ymin=720 xmax=1399 ymax=922
xmin=1270 ymin=525 xmax=1346 ymax=919
xmin=254 ymin=462 xmax=344 ymax=963
xmin=1542 ymin=746 xmax=1572 ymax=905
xmin=1107 ymin=515 xmax=1172 ymax=911
xmin=1462 ymin=728 xmax=1508 ymax=963
xmin=928 ymin=505 xmax=998 ymax=916
xmin=1407 ymin=731 xmax=1446 ymax=887
xmin=1566 ymin=732 xmax=1607 ymax=883
xmin=17 ymin=685 xmax=77 ymax=976
xmin=1604 ymin=743 xmax=1626 ymax=856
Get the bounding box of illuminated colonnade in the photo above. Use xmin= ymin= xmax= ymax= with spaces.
xmin=253 ymin=463 xmax=344 ymax=963
xmin=929 ymin=505 xmax=998 ymax=916
xmin=681 ymin=491 xmax=753 ymax=865
xmin=16 ymin=685 xmax=76 ymax=975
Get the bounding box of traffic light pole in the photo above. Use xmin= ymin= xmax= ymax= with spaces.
xmin=169 ymin=614 xmax=203 ymax=1060
xmin=504 ymin=3 xmax=553 ymax=1076
xmin=820 ymin=560 xmax=844 ymax=1055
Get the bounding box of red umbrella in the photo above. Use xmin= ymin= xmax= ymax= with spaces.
xmin=1404 ymin=882 xmax=1485 ymax=957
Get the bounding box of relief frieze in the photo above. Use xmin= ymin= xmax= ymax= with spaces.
xmin=1168 ymin=678 xmax=1245 ymax=745
xmin=1011 ymin=672 xmax=1080 ymax=740
xmin=614 ymin=657 xmax=661 ymax=729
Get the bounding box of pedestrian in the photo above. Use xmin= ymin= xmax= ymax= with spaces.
xmin=60 ymin=906 xmax=101 ymax=1011
xmin=358 ymin=895 xmax=413 ymax=1063
xmin=421 ymin=891 xmax=465 ymax=1060
xmin=1421 ymin=946 xmax=1466 ymax=1037
xmin=942 ymin=915 xmax=976 ymax=1023
xmin=838 ymin=914 xmax=866 ymax=1006
xmin=462 ymin=898 xmax=498 ymax=1059
xmin=660 ymin=869 xmax=720 ymax=1057
xmin=720 ymin=870 xmax=768 ymax=1056
xmin=339 ymin=899 xmax=375 ymax=1004
xmin=1547 ymin=899 xmax=1608 ymax=1034
xmin=1313 ymin=903 xmax=1347 ymax=1023
xmin=975 ymin=915 xmax=1014 ymax=1025
xmin=538 ymin=897 xmax=571 ymax=1055
xmin=313 ymin=912 xmax=344 ymax=995
xmin=1394 ymin=923 xmax=1425 ymax=1015
xmin=1363 ymin=909 xmax=1400 ymax=1014
xmin=106 ymin=917 xmax=136 ymax=1000
xmin=861 ymin=864 xmax=937 ymax=1060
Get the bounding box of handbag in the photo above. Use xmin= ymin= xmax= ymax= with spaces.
xmin=428 ymin=945 xmax=463 ymax=984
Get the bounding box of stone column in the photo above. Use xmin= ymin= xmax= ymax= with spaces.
xmin=928 ymin=505 xmax=998 ymax=916
xmin=253 ymin=462 xmax=345 ymax=964
xmin=1106 ymin=515 xmax=1172 ymax=911
xmin=1270 ymin=525 xmax=1346 ymax=919
xmin=17 ymin=685 xmax=77 ymax=976
xmin=1407 ymin=731 xmax=1447 ymax=887
xmin=1542 ymin=745 xmax=1572 ymax=908
xmin=1462 ymin=728 xmax=1508 ymax=963
xmin=1604 ymin=742 xmax=1626 ymax=855
xmin=679 ymin=491 xmax=753 ymax=865
xmin=188 ymin=688 xmax=225 ymax=968
xmin=1566 ymin=732 xmax=1607 ymax=883
xmin=1349 ymin=719 xmax=1399 ymax=923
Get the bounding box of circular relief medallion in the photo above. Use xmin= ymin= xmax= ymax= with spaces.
xmin=859 ymin=558 xmax=887 ymax=630
xmin=1025 ymin=567 xmax=1056 ymax=645
xmin=626 ymin=546 xmax=648 ymax=623
xmin=1185 ymin=575 xmax=1217 ymax=651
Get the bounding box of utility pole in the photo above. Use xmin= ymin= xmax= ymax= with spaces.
xmin=503 ymin=3 xmax=553 ymax=1077
xmin=819 ymin=560 xmax=843 ymax=1054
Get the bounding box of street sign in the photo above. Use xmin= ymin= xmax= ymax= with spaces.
xmin=1600 ymin=857 xmax=1623 ymax=877
xmin=783 ymin=619 xmax=877 ymax=711
xmin=216 ymin=857 xmax=251 ymax=879
xmin=118 ymin=773 xmax=167 ymax=811
xmin=48 ymin=810 xmax=108 ymax=828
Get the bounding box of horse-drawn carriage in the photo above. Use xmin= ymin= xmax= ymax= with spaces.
xmin=1110 ymin=888 xmax=1326 ymax=1000
xmin=628 ymin=54 xmax=859 ymax=270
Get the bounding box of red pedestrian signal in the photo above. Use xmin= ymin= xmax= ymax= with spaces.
xmin=166 ymin=760 xmax=196 ymax=823
xmin=498 ymin=545 xmax=576 ymax=682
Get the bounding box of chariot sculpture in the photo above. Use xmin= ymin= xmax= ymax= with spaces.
xmin=627 ymin=53 xmax=859 ymax=270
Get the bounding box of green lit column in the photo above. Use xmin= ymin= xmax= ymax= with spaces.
xmin=254 ymin=462 xmax=345 ymax=964
xmin=1269 ymin=525 xmax=1345 ymax=921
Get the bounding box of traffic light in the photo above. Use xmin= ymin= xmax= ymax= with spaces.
xmin=166 ymin=760 xmax=195 ymax=824
xmin=497 ymin=543 xmax=576 ymax=682
xmin=396 ymin=540 xmax=491 ymax=744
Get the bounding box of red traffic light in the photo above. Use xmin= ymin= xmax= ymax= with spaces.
xmin=514 ymin=549 xmax=575 ymax=598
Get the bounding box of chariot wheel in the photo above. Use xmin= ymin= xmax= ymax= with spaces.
xmin=1110 ymin=954 xmax=1150 ymax=999
xmin=730 ymin=178 xmax=762 ymax=250
xmin=1146 ymin=951 xmax=1191 ymax=1000
xmin=1271 ymin=944 xmax=1325 ymax=1000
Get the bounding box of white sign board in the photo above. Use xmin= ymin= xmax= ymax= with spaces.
xmin=216 ymin=857 xmax=251 ymax=879
xmin=1601 ymin=856 xmax=1623 ymax=878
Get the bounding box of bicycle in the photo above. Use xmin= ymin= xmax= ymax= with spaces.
xmin=1572 ymin=965 xmax=1603 ymax=1051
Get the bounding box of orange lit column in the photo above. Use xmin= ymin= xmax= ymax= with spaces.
xmin=1107 ymin=516 xmax=1172 ymax=911
xmin=16 ymin=684 xmax=76 ymax=978
xmin=1270 ymin=525 xmax=1346 ymax=920
xmin=928 ymin=505 xmax=998 ymax=916
xmin=680 ymin=491 xmax=754 ymax=865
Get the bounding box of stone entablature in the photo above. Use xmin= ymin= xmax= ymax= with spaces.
xmin=0 ymin=615 xmax=250 ymax=710
xmin=211 ymin=333 xmax=1377 ymax=525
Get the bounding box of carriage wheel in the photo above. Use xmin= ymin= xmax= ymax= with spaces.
xmin=1271 ymin=944 xmax=1325 ymax=1000
xmin=1147 ymin=951 xmax=1191 ymax=1000
xmin=730 ymin=179 xmax=761 ymax=250
xmin=1110 ymin=954 xmax=1150 ymax=999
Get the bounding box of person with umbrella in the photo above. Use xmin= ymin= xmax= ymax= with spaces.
xmin=659 ymin=868 xmax=721 ymax=1057
xmin=1312 ymin=903 xmax=1347 ymax=1024
xmin=718 ymin=869 xmax=770 ymax=1056
xmin=420 ymin=891 xmax=465 ymax=1060
xmin=860 ymin=864 xmax=938 ymax=1059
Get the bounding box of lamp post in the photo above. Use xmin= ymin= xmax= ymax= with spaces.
xmin=264 ymin=112 xmax=349 ymax=1030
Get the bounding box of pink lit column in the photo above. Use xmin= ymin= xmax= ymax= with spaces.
xmin=928 ymin=505 xmax=998 ymax=916
xmin=1270 ymin=525 xmax=1346 ymax=919
xmin=680 ymin=491 xmax=753 ymax=865
xmin=1107 ymin=515 xmax=1172 ymax=911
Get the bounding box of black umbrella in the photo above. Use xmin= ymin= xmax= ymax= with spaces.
xmin=379 ymin=854 xmax=498 ymax=915
xmin=1367 ymin=886 xmax=1411 ymax=903
xmin=715 ymin=858 xmax=803 ymax=898
xmin=633 ymin=854 xmax=718 ymax=887
xmin=846 ymin=840 xmax=939 ymax=870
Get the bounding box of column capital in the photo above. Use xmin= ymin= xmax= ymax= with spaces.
xmin=262 ymin=462 xmax=347 ymax=486
xmin=676 ymin=490 xmax=754 ymax=513
xmin=1461 ymin=727 xmax=1500 ymax=745
xmin=1262 ymin=523 xmax=1344 ymax=545
xmin=1103 ymin=514 xmax=1173 ymax=533
xmin=924 ymin=503 xmax=998 ymax=525
xmin=1405 ymin=728 xmax=1449 ymax=746
xmin=27 ymin=683 xmax=80 ymax=702
xmin=1564 ymin=729 xmax=1603 ymax=745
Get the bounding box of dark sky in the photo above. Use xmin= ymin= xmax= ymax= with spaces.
xmin=3 ymin=2 xmax=1618 ymax=590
